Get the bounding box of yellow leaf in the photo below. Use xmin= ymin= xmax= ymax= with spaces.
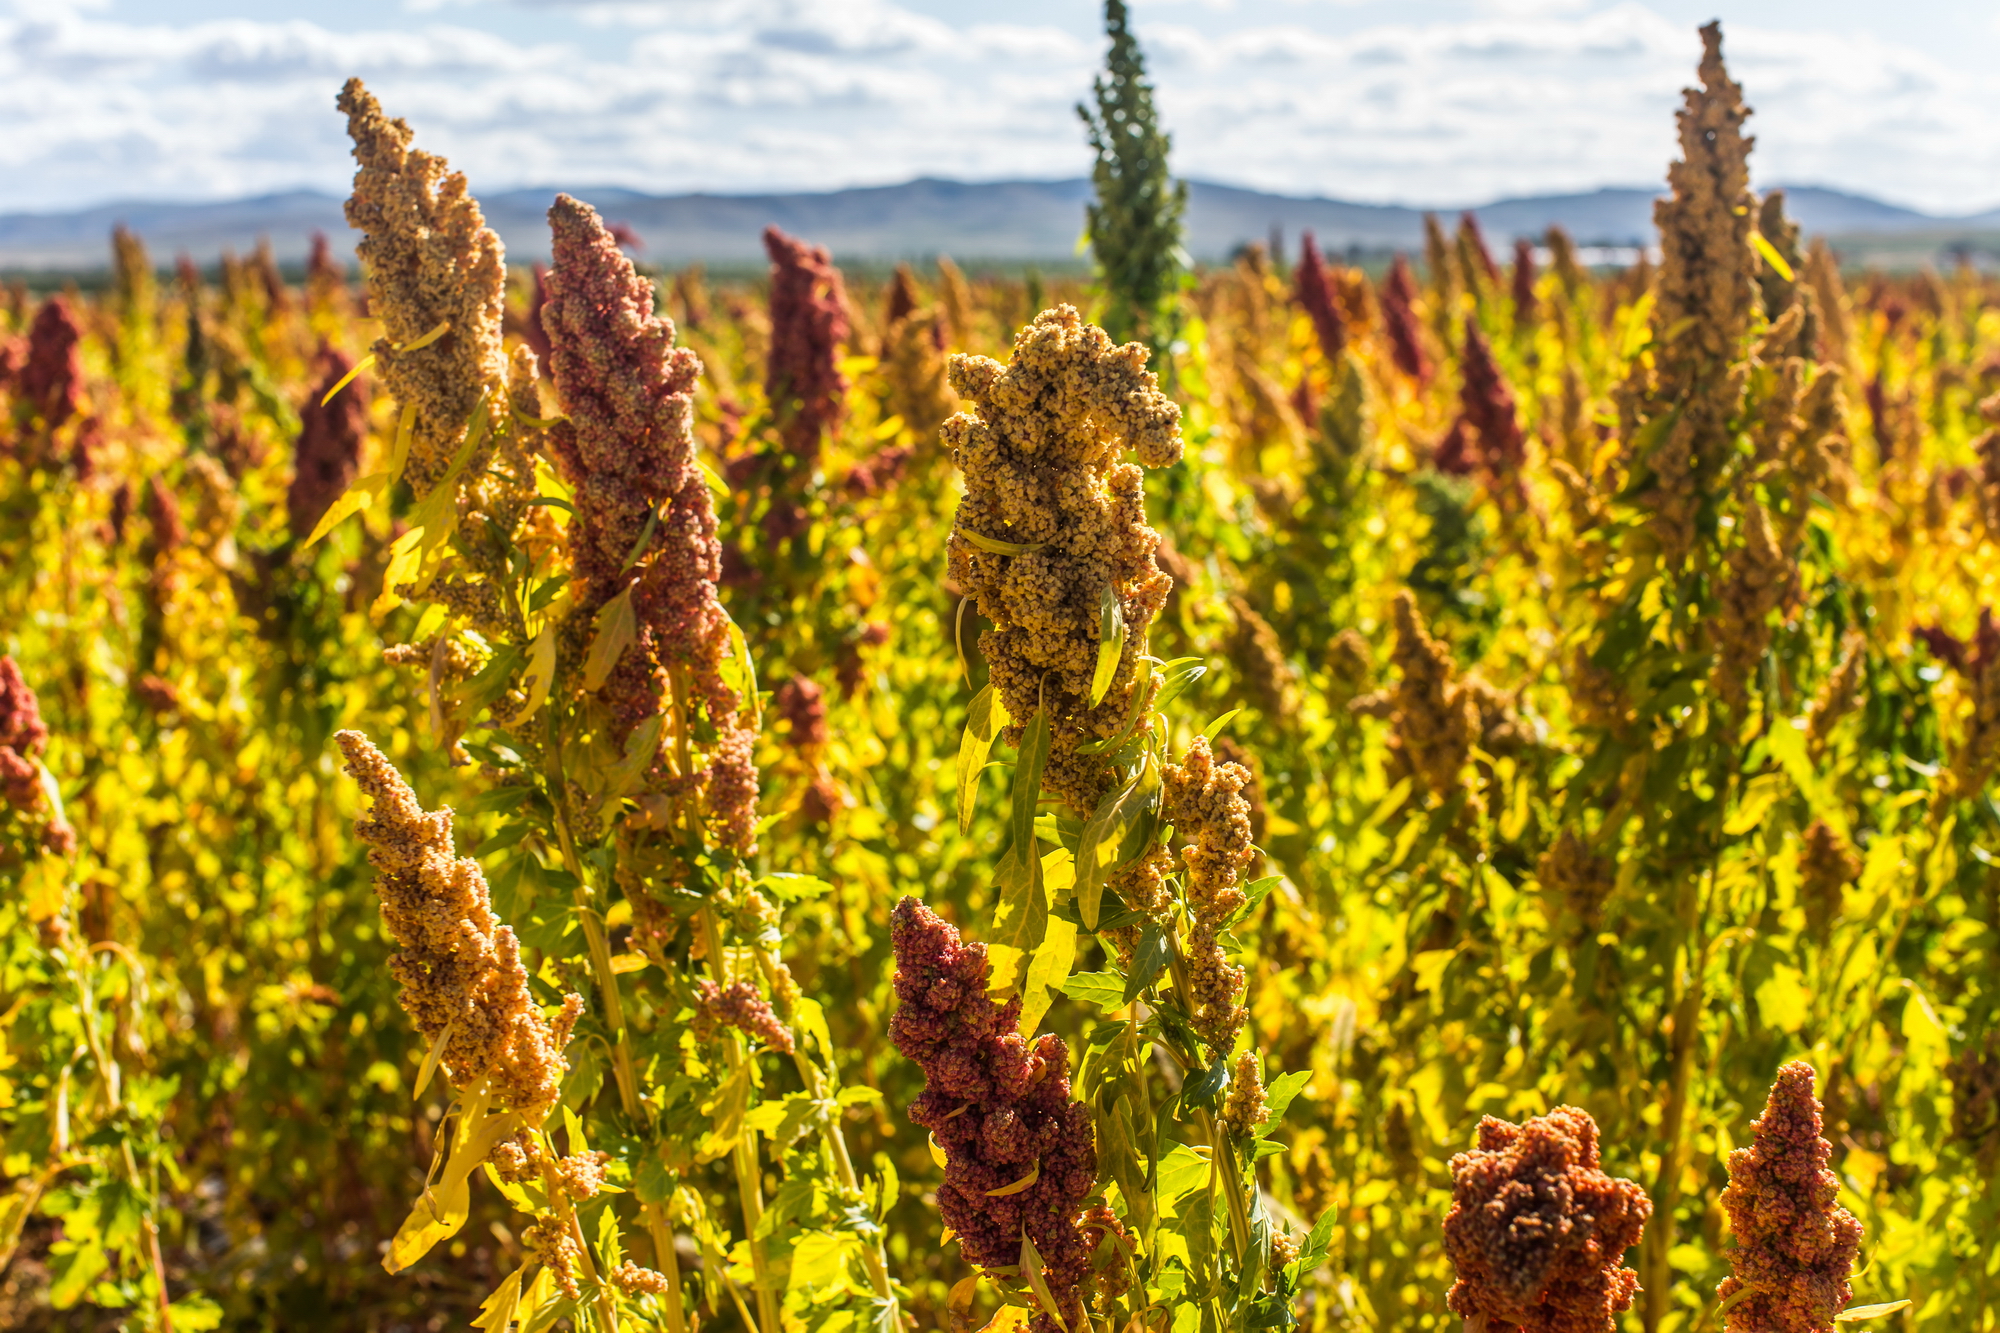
xmin=696 ymin=1063 xmax=752 ymax=1162
xmin=1836 ymin=1302 xmax=1912 ymax=1322
xmin=516 ymin=623 xmax=556 ymax=723
xmin=386 ymin=402 xmax=417 ymax=483
xmin=1018 ymin=918 xmax=1077 ymax=1037
xmin=384 ymin=1104 xmax=523 ymax=1273
xmin=929 ymin=1134 xmax=949 ymax=1170
xmin=372 ymin=527 xmax=426 ymax=620
xmin=302 ymin=471 xmax=387 ymax=550
xmin=394 ymin=318 xmax=452 ymax=354
xmin=584 ymin=585 xmax=637 ymax=693
xmin=319 ymin=352 xmax=376 ymax=406
xmin=1019 ymin=1231 xmax=1070 ymax=1333
xmin=413 ymin=1019 xmax=454 ymax=1100
xmin=610 ymin=953 xmax=648 ymax=974
xmin=1750 ymin=231 xmax=1796 ymax=282
xmin=470 ymin=1264 xmax=527 ymax=1331
xmin=985 ymin=1160 xmax=1040 ymax=1198
xmin=960 ymin=527 xmax=1047 ymax=556
xmin=957 ymin=683 xmax=1007 ymax=835
xmin=985 ymin=943 xmax=1025 ymax=1001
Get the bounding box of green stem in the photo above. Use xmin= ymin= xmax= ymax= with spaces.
xmin=544 ymin=710 xmax=689 ymax=1333
xmin=754 ymin=945 xmax=898 ymax=1308
xmin=702 ymin=906 xmax=779 ymax=1333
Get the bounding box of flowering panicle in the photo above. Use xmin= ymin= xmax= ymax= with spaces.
xmin=0 ymin=656 xmax=73 ymax=855
xmin=305 ymin=231 xmax=349 ymax=324
xmin=693 ymin=978 xmax=795 ymax=1054
xmin=945 ymin=305 xmax=1183 ymax=813
xmin=1718 ymin=1062 xmax=1863 ymax=1333
xmin=1621 ymin=22 xmax=1755 ymax=564
xmin=289 ymin=343 xmax=368 ymax=540
xmin=16 ymin=295 xmax=85 ymax=431
xmin=1947 ymin=1036 xmax=1999 ymax=1159
xmin=1457 ymin=212 xmax=1502 ymax=304
xmin=1424 ymin=214 xmax=1457 ymax=337
xmin=881 ymin=297 xmax=956 ymax=444
xmin=1913 ymin=608 xmax=2000 ymax=808
xmin=1380 ymin=256 xmax=1434 ymax=385
xmin=541 ymin=194 xmax=759 ymax=853
xmin=334 ymin=729 xmax=581 ymax=1123
xmin=937 ymin=256 xmax=977 ymax=349
xmin=889 ymin=898 xmax=1097 ymax=1333
xmin=1538 ymin=831 xmax=1613 ymax=935
xmin=1512 ymin=238 xmax=1539 ymax=325
xmin=1444 ymin=1106 xmax=1651 ymax=1333
xmin=1710 ymin=503 xmax=1793 ymax=708
xmin=1353 ymin=592 xmax=1477 ymax=808
xmin=1453 ymin=319 xmax=1530 ymax=507
xmin=1225 ymin=596 xmax=1298 ymax=722
xmin=1220 ymin=1051 xmax=1268 ymax=1141
xmin=1806 ymin=631 xmax=1867 ymax=756
xmin=337 ymin=78 xmax=507 ymax=498
xmin=1798 ymin=820 xmax=1859 ymax=942
xmin=1294 ymin=231 xmax=1349 ymax=364
xmin=764 ymin=225 xmax=851 ymax=466
xmin=1163 ymin=737 xmax=1257 ymax=1052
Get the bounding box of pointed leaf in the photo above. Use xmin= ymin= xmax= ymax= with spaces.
xmin=1090 ymin=585 xmax=1126 ymax=707
xmin=1018 ymin=918 xmax=1078 ymax=1035
xmin=302 ymin=470 xmax=387 ymax=550
xmin=961 ymin=528 xmax=1048 ymax=556
xmin=1019 ymin=1231 xmax=1070 ymax=1333
xmin=517 ymin=623 xmax=557 ymax=723
xmin=584 ymin=585 xmax=638 ymax=692
xmin=957 ymin=683 xmax=1006 ymax=835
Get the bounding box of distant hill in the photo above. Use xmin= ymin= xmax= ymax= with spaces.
xmin=0 ymin=178 xmax=1990 ymax=272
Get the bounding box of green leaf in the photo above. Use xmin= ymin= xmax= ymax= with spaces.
xmin=584 ymin=585 xmax=637 ymax=693
xmin=756 ymin=873 xmax=834 ymax=902
xmin=992 ymin=705 xmax=1052 ymax=954
xmin=1090 ymin=584 xmax=1127 ymax=707
xmin=1182 ymin=1055 xmax=1228 ymax=1110
xmin=956 ymin=683 xmax=1007 ymax=835
xmin=1287 ymin=1208 xmax=1336 ymax=1282
xmin=1123 ymin=922 xmax=1169 ymax=1003
xmin=1201 ymin=707 xmax=1242 ymax=743
xmin=1075 ymin=757 xmax=1150 ymax=931
xmin=1151 ymin=658 xmax=1207 ymax=713
xmin=1154 ymin=1144 xmax=1211 ymax=1205
xmin=1226 ymin=874 xmax=1281 ymax=929
xmin=1020 ymin=1230 xmax=1071 ymax=1333
xmin=1019 ymin=918 xmax=1079 ymax=1035
xmin=301 ymin=470 xmax=388 ymax=550
xmin=1062 ymin=970 xmax=1127 ymax=1008
xmin=787 ymin=1232 xmax=857 ymax=1293
xmin=1257 ymin=1070 xmax=1312 ymax=1134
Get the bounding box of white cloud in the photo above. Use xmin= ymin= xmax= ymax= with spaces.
xmin=0 ymin=0 xmax=1996 ymax=215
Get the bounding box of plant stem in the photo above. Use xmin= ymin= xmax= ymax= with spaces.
xmin=702 ymin=905 xmax=781 ymax=1333
xmin=754 ymin=942 xmax=899 ymax=1310
xmin=544 ymin=710 xmax=689 ymax=1333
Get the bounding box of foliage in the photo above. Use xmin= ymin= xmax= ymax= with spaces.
xmin=0 ymin=21 xmax=1995 ymax=1333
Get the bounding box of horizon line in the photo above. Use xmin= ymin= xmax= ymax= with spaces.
xmin=0 ymin=175 xmax=1987 ymax=227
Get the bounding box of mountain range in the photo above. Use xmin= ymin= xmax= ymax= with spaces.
xmin=2 ymin=178 xmax=1996 ymax=272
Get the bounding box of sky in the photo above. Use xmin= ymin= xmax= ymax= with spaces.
xmin=2 ymin=0 xmax=1997 ymax=217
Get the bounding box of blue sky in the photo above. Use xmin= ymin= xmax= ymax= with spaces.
xmin=3 ymin=0 xmax=1997 ymax=215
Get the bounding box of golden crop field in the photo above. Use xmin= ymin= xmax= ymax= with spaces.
xmin=1 ymin=13 xmax=1996 ymax=1333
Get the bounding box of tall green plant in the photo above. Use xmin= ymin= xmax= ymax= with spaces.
xmin=1078 ymin=0 xmax=1188 ymax=358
